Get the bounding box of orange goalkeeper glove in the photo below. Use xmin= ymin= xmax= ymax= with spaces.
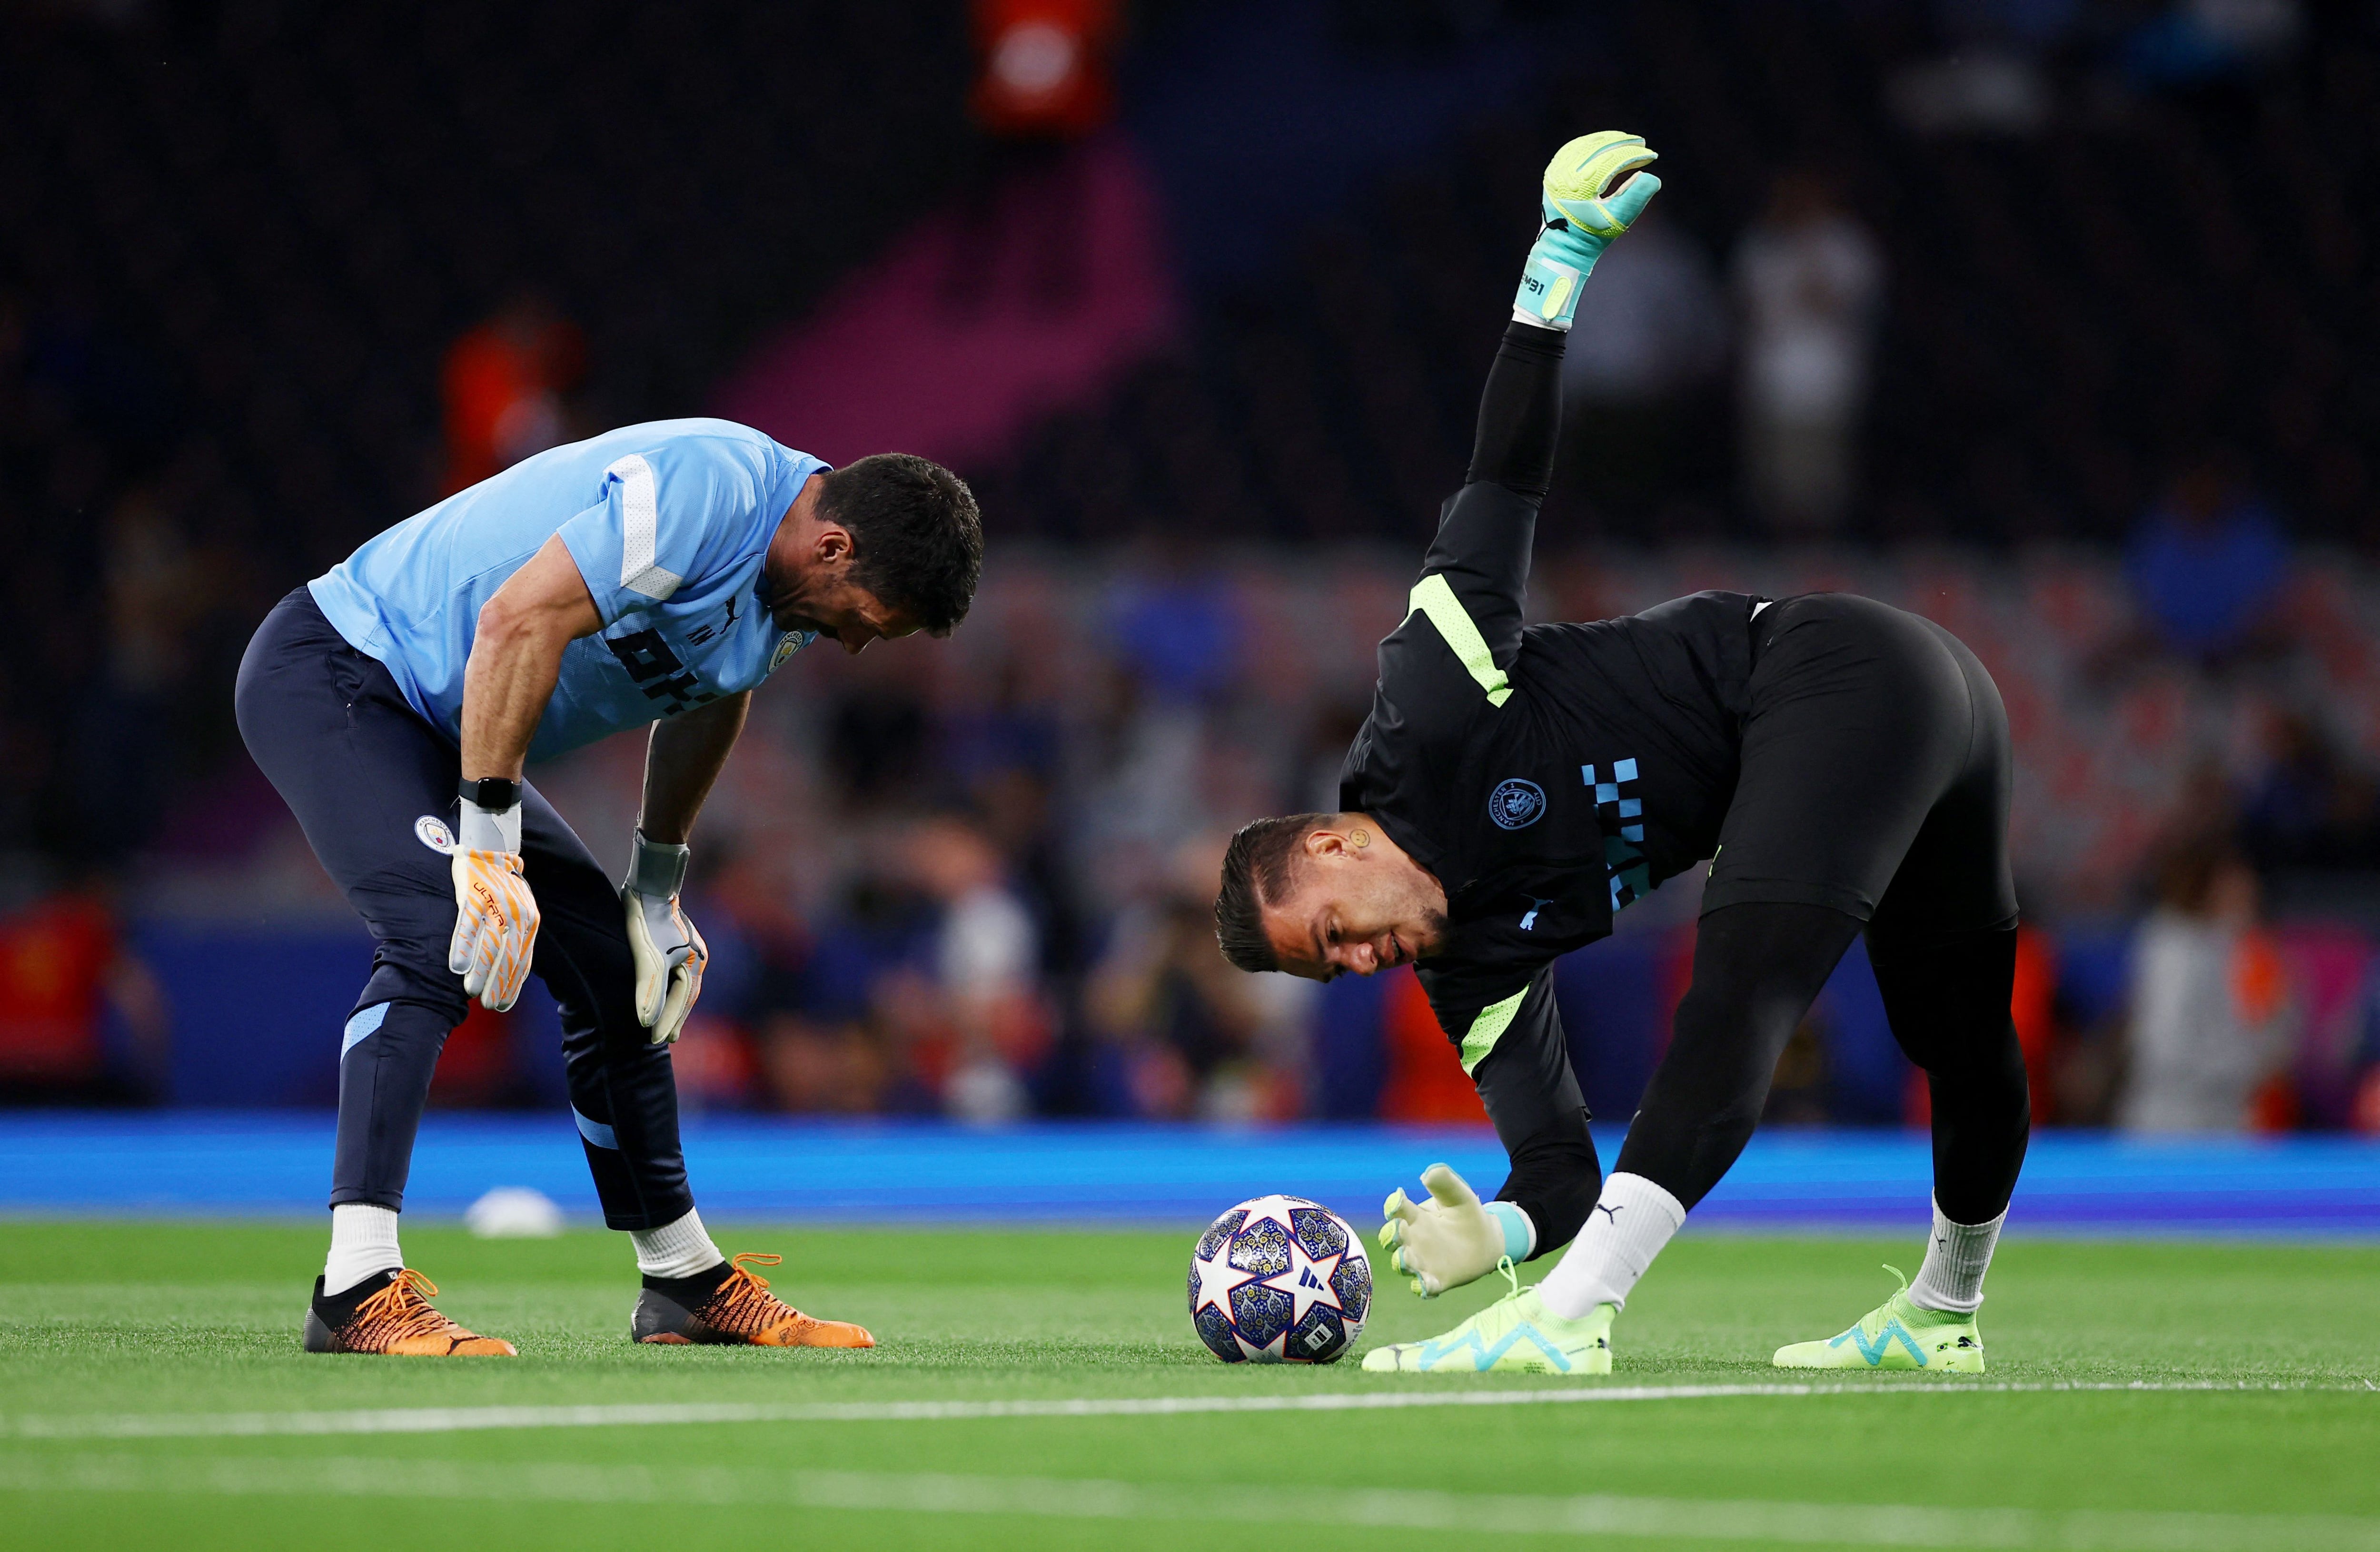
xmin=447 ymin=793 xmax=539 ymax=1012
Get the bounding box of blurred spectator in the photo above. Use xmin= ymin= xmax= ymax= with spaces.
xmin=1734 ymin=173 xmax=1883 ymax=534
xmin=761 ymin=864 xmax=932 ymax=1116
xmin=2238 ymin=708 xmax=2380 ymax=877
xmin=970 ymin=0 xmax=1118 ymax=139
xmin=0 ymin=881 xmax=166 ymax=1103
xmin=826 ymin=682 xmax=933 ymax=813
xmin=1086 ymin=835 xmax=1308 ymax=1121
xmin=1561 ymin=206 xmax=1727 ymax=519
xmin=439 ymin=293 xmax=585 ymax=495
xmin=2123 ymin=459 xmax=2290 ymax=665
xmin=908 ymin=814 xmax=1051 ymax=1122
xmin=2120 ymin=843 xmax=2295 ymax=1132
xmin=2122 ymin=0 xmax=2304 ymax=89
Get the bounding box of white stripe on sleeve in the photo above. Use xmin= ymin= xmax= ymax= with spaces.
xmin=607 ymin=454 xmax=684 ymax=601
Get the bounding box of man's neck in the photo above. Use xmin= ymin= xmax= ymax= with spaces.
xmin=761 ymin=473 xmax=826 ymax=623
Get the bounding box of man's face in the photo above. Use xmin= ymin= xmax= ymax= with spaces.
xmin=774 ymin=578 xmax=921 ymax=655
xmin=765 ymin=530 xmax=922 ymax=654
xmin=1259 ymin=829 xmax=1448 ymax=982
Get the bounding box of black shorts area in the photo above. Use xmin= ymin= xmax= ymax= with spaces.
xmin=1700 ymin=593 xmax=2018 ymax=941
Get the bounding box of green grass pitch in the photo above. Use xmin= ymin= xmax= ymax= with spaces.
xmin=2 ymin=1222 xmax=2375 ymax=1551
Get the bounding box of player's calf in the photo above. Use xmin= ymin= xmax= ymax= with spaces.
xmin=303 ymin=1268 xmax=516 ymax=1356
xmin=632 ymin=1251 xmax=874 ymax=1348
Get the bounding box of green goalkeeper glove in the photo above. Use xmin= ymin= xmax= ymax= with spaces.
xmin=1379 ymin=1163 xmax=1537 ymax=1298
xmin=1514 ymin=130 xmax=1662 ymax=331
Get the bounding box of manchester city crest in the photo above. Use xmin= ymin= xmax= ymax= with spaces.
xmin=1488 ymin=778 xmax=1546 ymax=830
xmin=769 ymin=633 xmax=804 ymax=672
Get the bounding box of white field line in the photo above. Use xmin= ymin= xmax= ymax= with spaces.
xmin=3 ymin=1378 xmax=2370 ymax=1441
xmin=2 ymin=1455 xmax=2377 ymax=1550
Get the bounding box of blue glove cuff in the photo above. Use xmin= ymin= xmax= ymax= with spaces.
xmin=1483 ymin=1199 xmax=1537 ymax=1262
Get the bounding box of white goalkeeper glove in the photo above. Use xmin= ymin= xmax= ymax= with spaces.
xmin=448 ymin=789 xmax=539 ymax=1013
xmin=1378 ymin=1162 xmax=1538 ymax=1298
xmin=622 ymin=829 xmax=707 ymax=1046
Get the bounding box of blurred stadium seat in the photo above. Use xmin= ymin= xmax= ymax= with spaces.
xmin=5 ymin=0 xmax=2378 ymax=1133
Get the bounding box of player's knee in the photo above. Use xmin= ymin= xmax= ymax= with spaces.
xmin=359 ymin=959 xmax=468 ymax=1028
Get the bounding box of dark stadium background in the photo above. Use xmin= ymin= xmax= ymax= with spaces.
xmin=5 ymin=0 xmax=2379 ymax=1147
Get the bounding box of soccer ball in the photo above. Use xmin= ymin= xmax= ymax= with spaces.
xmin=1189 ymin=1194 xmax=1372 ymax=1363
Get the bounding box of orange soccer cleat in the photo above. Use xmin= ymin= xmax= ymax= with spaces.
xmin=303 ymin=1268 xmax=518 ymax=1356
xmin=632 ymin=1252 xmax=875 ymax=1348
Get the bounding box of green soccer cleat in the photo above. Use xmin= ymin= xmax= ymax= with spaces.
xmin=1361 ymin=1264 xmax=1613 ymax=1374
xmin=1772 ymin=1265 xmax=1985 ymax=1373
xmin=1515 ymin=131 xmax=1662 ymax=329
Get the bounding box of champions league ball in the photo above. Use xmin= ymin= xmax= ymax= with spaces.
xmin=1189 ymin=1194 xmax=1372 ymax=1363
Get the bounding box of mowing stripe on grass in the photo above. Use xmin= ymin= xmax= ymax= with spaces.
xmin=6 ymin=1378 xmax=2370 ymax=1440
xmin=2 ymin=1454 xmax=2376 ymax=1549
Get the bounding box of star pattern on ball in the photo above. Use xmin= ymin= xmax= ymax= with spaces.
xmin=1233 ymin=1330 xmax=1288 ymax=1362
xmin=1258 ymin=1237 xmax=1346 ymax=1325
xmin=1191 ymin=1244 xmax=1259 ymax=1316
xmin=1234 ymin=1193 xmax=1310 ymax=1238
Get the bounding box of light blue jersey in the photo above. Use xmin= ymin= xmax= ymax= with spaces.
xmin=310 ymin=419 xmax=825 ymax=762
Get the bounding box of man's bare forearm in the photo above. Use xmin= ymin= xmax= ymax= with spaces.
xmin=459 ymin=535 xmax=604 ymax=781
xmin=638 ymin=691 xmax=750 ymax=845
xmin=460 ymin=618 xmax=569 ymax=781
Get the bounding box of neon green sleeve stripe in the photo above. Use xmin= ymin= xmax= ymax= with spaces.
xmin=1408 ymin=573 xmax=1513 ymax=707
xmin=1458 ymin=988 xmax=1528 ymax=1075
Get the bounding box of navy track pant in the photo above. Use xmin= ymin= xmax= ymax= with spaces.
xmin=234 ymin=587 xmax=694 ymax=1229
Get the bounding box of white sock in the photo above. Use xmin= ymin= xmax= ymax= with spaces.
xmin=323 ymin=1204 xmax=403 ymax=1295
xmin=1534 ymin=1172 xmax=1686 ymax=1320
xmin=1909 ymin=1197 xmax=2003 ymax=1315
xmin=631 ymin=1206 xmax=724 ymax=1280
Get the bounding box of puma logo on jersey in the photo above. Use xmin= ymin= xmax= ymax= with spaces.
xmin=1519 ymin=896 xmax=1553 ymax=931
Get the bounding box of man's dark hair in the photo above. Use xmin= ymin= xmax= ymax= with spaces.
xmin=817 ymin=453 xmax=984 ymax=637
xmin=1214 ymin=813 xmax=1332 ymax=973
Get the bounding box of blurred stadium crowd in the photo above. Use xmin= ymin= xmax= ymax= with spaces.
xmin=3 ymin=0 xmax=2378 ymax=1134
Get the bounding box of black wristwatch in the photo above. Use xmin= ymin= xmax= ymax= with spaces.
xmin=458 ymin=776 xmax=524 ymax=812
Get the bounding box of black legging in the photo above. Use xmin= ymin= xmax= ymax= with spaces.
xmin=1614 ymin=902 xmax=2031 ymax=1222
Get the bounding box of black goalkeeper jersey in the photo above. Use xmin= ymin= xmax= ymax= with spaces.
xmin=1338 ymin=477 xmax=1761 ymax=1066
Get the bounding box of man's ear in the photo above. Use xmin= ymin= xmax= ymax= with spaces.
xmin=1304 ymin=826 xmax=1351 ymax=862
xmin=813 ymin=524 xmax=854 ymax=567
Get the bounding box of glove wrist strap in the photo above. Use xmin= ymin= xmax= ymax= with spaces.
xmin=457 ymin=797 xmax=522 ymax=854
xmin=1484 ymin=1199 xmax=1537 ymax=1262
xmin=625 ymin=829 xmax=690 ymax=898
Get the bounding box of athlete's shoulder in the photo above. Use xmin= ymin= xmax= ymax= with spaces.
xmin=577 ymin=418 xmax=814 ymax=475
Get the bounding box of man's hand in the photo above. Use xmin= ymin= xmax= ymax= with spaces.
xmin=1516 ymin=130 xmax=1662 ymax=330
xmin=448 ymin=797 xmax=539 ymax=1012
xmin=1379 ymin=1163 xmax=1534 ymax=1298
xmin=622 ymin=830 xmax=706 ymax=1045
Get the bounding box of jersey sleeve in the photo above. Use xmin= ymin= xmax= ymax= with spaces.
xmin=1417 ymin=952 xmax=1549 ymax=1078
xmin=1412 ymin=479 xmax=1536 ymax=686
xmin=555 ymin=438 xmax=766 ymax=628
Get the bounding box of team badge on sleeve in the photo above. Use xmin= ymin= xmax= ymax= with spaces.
xmin=1488 ymin=778 xmax=1546 ymax=830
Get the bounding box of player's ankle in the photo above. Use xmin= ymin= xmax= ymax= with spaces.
xmin=632 ymin=1206 xmax=725 ymax=1281
xmin=641 ymin=1261 xmax=734 ymax=1302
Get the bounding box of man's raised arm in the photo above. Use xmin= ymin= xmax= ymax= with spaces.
xmin=1410 ymin=132 xmax=1661 ymax=686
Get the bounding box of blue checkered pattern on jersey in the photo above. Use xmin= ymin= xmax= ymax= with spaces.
xmin=1584 ymin=758 xmax=1651 ymax=909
